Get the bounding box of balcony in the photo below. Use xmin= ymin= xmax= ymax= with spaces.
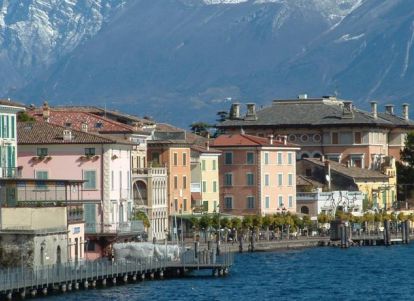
xmin=85 ymin=221 xmax=144 ymax=235
xmin=132 ymin=167 xmax=167 ymax=177
xmin=0 ymin=167 xmax=21 ymax=178
xmin=296 ymin=192 xmax=318 ymax=201
xmin=191 ymin=183 xmax=201 ymax=193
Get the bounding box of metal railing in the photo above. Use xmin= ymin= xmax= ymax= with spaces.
xmin=85 ymin=221 xmax=145 ymax=235
xmin=0 ymin=246 xmax=234 ymax=292
xmin=0 ymin=167 xmax=21 ymax=178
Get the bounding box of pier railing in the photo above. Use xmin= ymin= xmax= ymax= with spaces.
xmin=0 ymin=246 xmax=234 ymax=293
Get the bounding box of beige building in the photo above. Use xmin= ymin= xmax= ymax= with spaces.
xmin=191 ymin=145 xmax=221 ymax=213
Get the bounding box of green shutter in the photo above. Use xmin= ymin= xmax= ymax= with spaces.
xmin=84 ymin=204 xmax=96 ymax=233
xmin=10 ymin=116 xmax=15 ymax=139
xmin=84 ymin=171 xmax=96 ymax=189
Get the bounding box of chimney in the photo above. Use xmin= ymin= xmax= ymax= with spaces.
xmin=320 ymin=155 xmax=325 ymax=162
xmin=370 ymin=101 xmax=378 ymax=119
xmin=81 ymin=122 xmax=88 ymax=132
xmin=269 ymin=134 xmax=274 ymax=145
xmin=402 ymin=103 xmax=409 ymax=120
xmin=385 ymin=104 xmax=394 ymax=115
xmin=342 ymin=101 xmax=354 ymax=118
xmin=42 ymin=101 xmax=50 ymax=122
xmin=63 ymin=129 xmax=72 ymax=141
xmin=324 ymin=160 xmax=331 ymax=191
xmin=343 ymin=101 xmax=353 ymax=112
xmin=245 ymin=103 xmax=257 ymax=120
xmin=282 ymin=135 xmax=287 ymax=145
xmin=229 ymin=103 xmax=240 ymax=119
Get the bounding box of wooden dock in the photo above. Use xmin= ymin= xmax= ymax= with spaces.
xmin=0 ymin=248 xmax=234 ymax=300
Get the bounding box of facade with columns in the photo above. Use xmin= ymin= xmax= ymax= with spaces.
xmin=217 ymin=96 xmax=414 ymax=170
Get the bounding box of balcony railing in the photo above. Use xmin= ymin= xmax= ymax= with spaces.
xmin=296 ymin=192 xmax=318 ymax=201
xmin=191 ymin=183 xmax=201 ymax=193
xmin=85 ymin=221 xmax=144 ymax=235
xmin=132 ymin=167 xmax=167 ymax=176
xmin=0 ymin=167 xmax=21 ymax=178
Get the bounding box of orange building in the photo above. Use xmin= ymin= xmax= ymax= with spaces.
xmin=212 ymin=133 xmax=300 ymax=216
xmin=147 ymin=132 xmax=192 ymax=218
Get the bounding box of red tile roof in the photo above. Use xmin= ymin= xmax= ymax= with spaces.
xmin=17 ymin=121 xmax=116 ymax=145
xmin=29 ymin=110 xmax=134 ymax=133
xmin=211 ymin=133 xmax=295 ymax=147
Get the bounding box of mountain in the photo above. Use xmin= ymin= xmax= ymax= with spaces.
xmin=1 ymin=0 xmax=414 ymax=126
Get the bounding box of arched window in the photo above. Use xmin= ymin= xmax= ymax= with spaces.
xmin=301 ymin=206 xmax=310 ymax=215
xmin=301 ymin=153 xmax=310 ymax=159
xmin=56 ymin=246 xmax=61 ymax=265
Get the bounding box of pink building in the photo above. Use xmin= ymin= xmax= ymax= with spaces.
xmin=17 ymin=121 xmax=139 ymax=260
xmin=212 ymin=133 xmax=300 ymax=216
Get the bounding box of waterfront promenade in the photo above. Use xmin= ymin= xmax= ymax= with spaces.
xmin=0 ymin=248 xmax=233 ymax=300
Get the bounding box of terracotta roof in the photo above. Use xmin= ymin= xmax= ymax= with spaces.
xmin=304 ymin=158 xmax=390 ymax=180
xmin=17 ymin=121 xmax=115 ymax=145
xmin=28 ymin=110 xmax=135 ymax=133
xmin=296 ymin=175 xmax=324 ymax=188
xmin=153 ymin=123 xmax=207 ymax=145
xmin=0 ymin=99 xmax=26 ymax=108
xmin=191 ymin=144 xmax=222 ymax=154
xmin=211 ymin=133 xmax=297 ymax=148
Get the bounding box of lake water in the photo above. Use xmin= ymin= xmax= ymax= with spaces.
xmin=48 ymin=244 xmax=414 ymax=300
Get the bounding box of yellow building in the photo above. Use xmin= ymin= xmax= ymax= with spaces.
xmin=191 ymin=145 xmax=221 ymax=213
xmin=298 ymin=157 xmax=397 ymax=210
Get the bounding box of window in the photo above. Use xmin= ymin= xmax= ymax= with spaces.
xmin=183 ymin=153 xmax=187 ymax=166
xmin=224 ymin=173 xmax=233 ymax=186
xmin=288 ymin=196 xmax=293 ymax=208
xmin=213 ymin=201 xmax=217 ymax=211
xmin=173 ymin=153 xmax=178 ymax=166
xmin=278 ymin=173 xmax=283 ymax=186
xmin=174 ymin=199 xmax=178 ymax=211
xmin=332 ymin=132 xmax=339 ymax=144
xmin=288 ymin=174 xmax=293 ymax=186
xmin=37 ymin=148 xmax=48 ymax=157
xmin=264 ymin=174 xmax=270 ymax=186
xmin=111 ymin=171 xmax=114 ymax=191
xmin=83 ymin=170 xmax=97 ymax=189
xmin=225 ymin=197 xmax=233 ymax=209
xmin=202 ymin=181 xmax=207 ymax=193
xmin=277 ymin=152 xmax=283 ymax=165
xmin=183 ymin=176 xmax=187 ymax=189
xmin=95 ymin=122 xmax=103 ymax=129
xmin=152 ymin=152 xmax=160 ymax=165
xmin=212 ymin=160 xmax=216 ymax=170
xmin=203 ymin=201 xmax=208 ymax=212
xmin=213 ymin=181 xmax=217 ymax=193
xmin=354 ymin=132 xmax=362 ymax=144
xmin=224 ymin=152 xmax=233 ymax=165
xmin=183 ymin=199 xmax=187 ymax=211
xmin=202 ymin=160 xmax=206 ymax=171
xmin=246 ymin=173 xmax=254 ymax=186
xmin=35 ymin=171 xmax=48 ymax=189
xmin=174 ymin=176 xmax=178 ymax=189
xmin=247 ymin=196 xmax=255 ymax=209
xmin=65 ymin=122 xmax=72 ymax=128
xmin=265 ymin=196 xmax=270 ymax=209
xmin=264 ymin=152 xmax=269 ymax=165
xmin=246 ymin=152 xmax=254 ymax=164
xmin=278 ymin=196 xmax=283 ymax=208
xmin=85 ymin=148 xmax=96 ymax=156
xmin=288 ymin=152 xmax=293 ymax=165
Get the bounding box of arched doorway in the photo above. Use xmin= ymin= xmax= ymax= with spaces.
xmin=133 ymin=180 xmax=148 ymax=207
xmin=301 ymin=206 xmax=310 ymax=214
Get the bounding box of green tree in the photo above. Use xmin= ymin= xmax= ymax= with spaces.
xmin=262 ymin=215 xmax=273 ymax=240
xmin=397 ymin=132 xmax=414 ymax=203
xmin=317 ymin=213 xmax=332 ymax=224
xmin=17 ymin=111 xmax=35 ymax=122
xmin=231 ymin=217 xmax=242 ymax=229
xmin=189 ymin=216 xmax=199 ymax=230
xmin=220 ymin=217 xmax=232 ymax=229
xmin=398 ymin=212 xmax=407 ymax=221
xmin=132 ymin=211 xmax=150 ymax=228
xmin=189 ymin=122 xmax=212 ymax=137
xmin=199 ymin=214 xmax=211 ymax=230
xmin=242 ymin=216 xmax=253 ymax=230
xmin=252 ymin=215 xmax=262 ymax=230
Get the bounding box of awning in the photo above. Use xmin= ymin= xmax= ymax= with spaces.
xmin=191 ymin=192 xmax=202 ymax=201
